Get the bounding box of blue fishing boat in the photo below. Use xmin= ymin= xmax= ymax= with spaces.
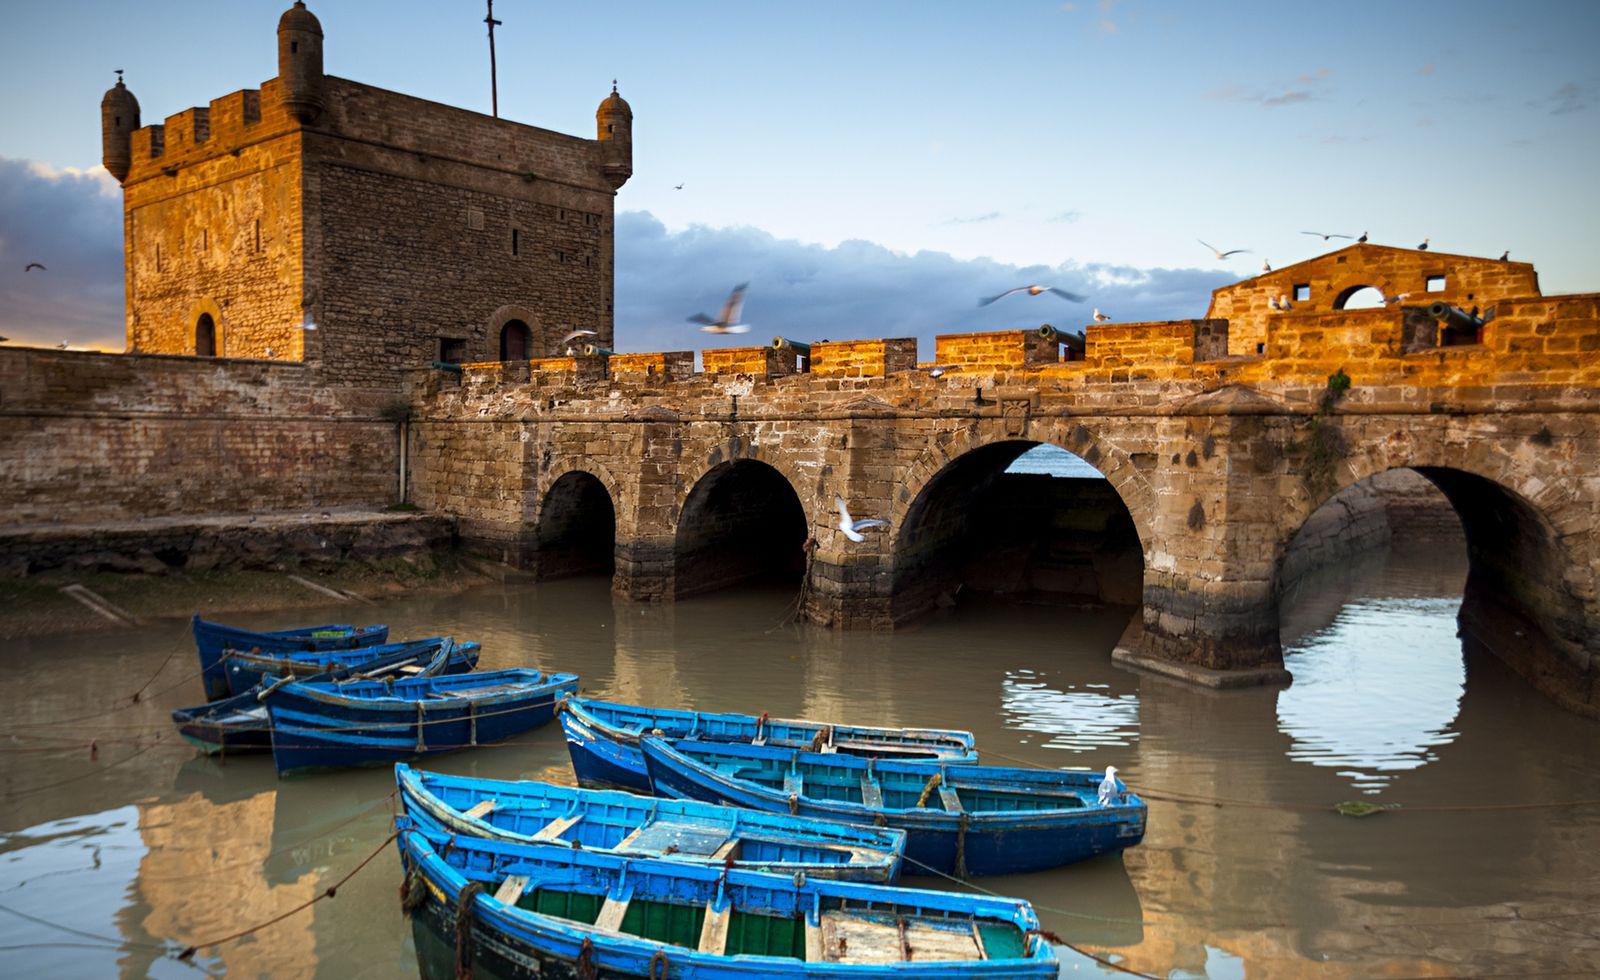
xmin=641 ymin=739 xmax=1147 ymax=877
xmin=263 ymin=669 xmax=578 ymax=775
xmin=559 ymin=696 xmax=978 ymax=793
xmin=396 ymin=822 xmax=1058 ymax=977
xmin=171 ymin=638 xmax=478 ymax=756
xmin=193 ymin=614 xmax=388 ymax=700
xmin=396 ymin=764 xmax=907 ymax=883
xmin=218 ymin=635 xmax=480 ymax=698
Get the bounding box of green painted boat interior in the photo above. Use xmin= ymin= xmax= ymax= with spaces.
xmin=518 ymin=888 xmax=602 ymax=925
xmin=726 ymin=909 xmax=808 ymax=959
xmin=977 ymin=922 xmax=1026 ymax=959
xmin=618 ymin=898 xmax=707 ymax=947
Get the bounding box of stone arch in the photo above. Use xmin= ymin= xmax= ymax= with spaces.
xmin=533 ymin=469 xmax=617 ymax=580
xmin=672 ymin=436 xmax=817 ymax=533
xmin=187 ymin=298 xmax=225 ymax=357
xmin=487 ymin=304 xmax=543 ymax=358
xmin=1329 ymin=277 xmax=1396 ymax=311
xmin=673 ymin=451 xmax=810 ymax=599
xmin=1274 ymin=424 xmax=1597 ymax=716
xmin=888 ymin=420 xmax=1153 ymax=625
xmin=499 ymin=319 xmax=532 ymax=361
xmin=532 ymin=456 xmax=626 ymax=531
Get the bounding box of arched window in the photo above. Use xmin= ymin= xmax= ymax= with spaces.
xmin=500 ymin=319 xmax=531 ymax=361
xmin=195 ymin=313 xmax=217 ymax=357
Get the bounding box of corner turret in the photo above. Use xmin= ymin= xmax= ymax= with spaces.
xmin=101 ymin=74 xmax=140 ymax=183
xmin=596 ymin=83 xmax=632 ymax=190
xmin=277 ymin=1 xmax=325 ymax=124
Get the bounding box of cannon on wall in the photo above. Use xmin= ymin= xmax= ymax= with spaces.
xmin=1428 ymin=302 xmax=1485 ymax=347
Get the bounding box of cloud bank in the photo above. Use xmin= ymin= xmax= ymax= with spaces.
xmin=0 ymin=157 xmax=1231 ymax=357
xmin=0 ymin=158 xmax=124 ymax=348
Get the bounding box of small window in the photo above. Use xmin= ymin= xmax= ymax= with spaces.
xmin=1293 ymin=284 xmax=1311 ymax=302
xmin=195 ymin=313 xmax=217 ymax=357
xmin=155 ymin=243 xmax=162 ymax=271
xmin=439 ymin=338 xmax=466 ymax=364
xmin=1255 ymin=342 xmax=1265 ymax=354
xmin=1426 ymin=275 xmax=1446 ymax=292
xmin=511 ymin=228 xmax=520 ymax=256
xmin=290 ymin=41 xmax=299 ymax=53
xmin=555 ymin=250 xmax=566 ymax=263
xmin=254 ymin=218 xmax=261 ymax=252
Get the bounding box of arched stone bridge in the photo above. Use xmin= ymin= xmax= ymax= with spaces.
xmin=405 ymin=292 xmax=1600 ymax=718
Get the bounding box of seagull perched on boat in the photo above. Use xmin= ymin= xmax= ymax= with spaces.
xmin=688 ymin=283 xmax=750 ymax=334
xmin=1098 ymin=766 xmax=1120 ymax=806
xmin=1300 ymin=231 xmax=1353 ymax=241
xmin=1092 ymin=308 xmax=1111 ymax=323
xmin=24 ymin=262 xmax=46 ymax=272
xmin=1417 ymin=237 xmax=1430 ymax=251
xmin=978 ymin=285 xmax=1086 ymax=307
xmin=1199 ymin=239 xmax=1249 ymax=260
xmin=834 ymin=497 xmax=887 ymax=543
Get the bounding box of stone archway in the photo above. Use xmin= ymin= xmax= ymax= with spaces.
xmin=186 ymin=298 xmax=226 ymax=357
xmin=533 ymin=470 xmax=616 ymax=579
xmin=673 ymin=459 xmax=808 ymax=599
xmin=889 ymin=427 xmax=1149 ymax=627
xmin=486 ymin=304 xmax=543 ymax=359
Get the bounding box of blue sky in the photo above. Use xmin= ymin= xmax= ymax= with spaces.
xmin=1 ymin=0 xmax=1597 ymax=350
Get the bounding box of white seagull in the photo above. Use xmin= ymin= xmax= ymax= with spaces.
xmin=1278 ymin=294 xmax=1293 ymax=310
xmin=1382 ymin=292 xmax=1412 ymax=306
xmin=1300 ymin=231 xmax=1354 ymax=241
xmin=1268 ymin=295 xmax=1282 ymax=311
xmin=978 ymin=285 xmax=1086 ymax=307
xmin=1097 ymin=766 xmax=1120 ymax=806
xmin=1199 ymin=239 xmax=1250 ymax=260
xmin=834 ymin=496 xmax=887 ymax=543
xmin=1262 ymin=260 xmax=1273 ymax=273
xmin=1092 ymin=308 xmax=1111 ymax=323
xmin=688 ymin=283 xmax=751 ymax=334
xmin=1417 ymin=237 xmax=1430 ymax=251
xmin=920 ymin=364 xmax=956 ymax=378
xmin=557 ymin=328 xmax=597 ymax=352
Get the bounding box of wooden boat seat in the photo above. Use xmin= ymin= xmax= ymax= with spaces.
xmin=818 ymin=910 xmax=986 ymax=964
xmin=594 ymin=895 xmax=629 ymax=933
xmin=698 ymin=901 xmax=731 ymax=954
xmin=397 ymin=665 xmax=425 ymax=675
xmin=462 ymin=799 xmax=497 ymax=820
xmin=531 ymin=814 xmax=582 ymax=842
xmin=860 ymin=774 xmax=884 ymax=808
xmin=494 ymin=874 xmax=529 ymax=904
xmin=938 ymin=786 xmax=964 ymax=813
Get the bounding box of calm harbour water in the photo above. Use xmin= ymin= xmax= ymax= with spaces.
xmin=4 ymin=539 xmax=1600 ymax=978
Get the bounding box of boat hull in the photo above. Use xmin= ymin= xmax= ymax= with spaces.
xmin=559 ymin=709 xmax=654 ymax=791
xmin=193 ymin=615 xmax=389 ymax=701
xmin=642 ymin=740 xmax=1147 ymax=878
xmin=220 ymin=638 xmax=480 ymax=699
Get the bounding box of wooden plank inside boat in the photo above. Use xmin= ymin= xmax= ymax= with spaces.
xmin=462 ymin=799 xmax=497 ymax=820
xmin=532 ymin=814 xmax=582 ymax=841
xmin=819 ymin=911 xmax=985 ymax=964
xmin=493 ymin=874 xmax=529 ymax=904
xmin=697 ymin=902 xmax=731 ymax=954
xmin=594 ymin=896 xmax=629 ymax=933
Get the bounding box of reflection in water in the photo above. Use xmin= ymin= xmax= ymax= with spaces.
xmin=2 ymin=538 xmax=1599 ymax=977
xmin=1001 ymin=670 xmax=1140 ymax=752
xmin=1277 ymin=597 xmax=1465 ymax=793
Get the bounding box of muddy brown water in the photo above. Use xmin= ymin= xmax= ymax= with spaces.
xmin=3 ymin=539 xmax=1599 ymax=977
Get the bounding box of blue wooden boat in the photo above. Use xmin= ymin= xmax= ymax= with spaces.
xmin=396 ymin=764 xmax=907 ymax=883
xmin=217 ymin=635 xmax=480 ymax=699
xmin=559 ymin=696 xmax=978 ymax=793
xmin=396 ymin=822 xmax=1058 ymax=977
xmin=171 ymin=638 xmax=479 ymax=756
xmin=641 ymin=739 xmax=1147 ymax=877
xmin=263 ymin=669 xmax=578 ymax=775
xmin=193 ymin=614 xmax=388 ymax=700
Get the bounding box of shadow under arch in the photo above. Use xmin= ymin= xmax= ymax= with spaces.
xmin=534 ymin=470 xmax=617 ymax=580
xmin=1275 ymin=463 xmax=1594 ymax=715
xmin=674 ymin=459 xmax=808 ymax=599
xmin=890 ymin=439 xmax=1145 ymax=626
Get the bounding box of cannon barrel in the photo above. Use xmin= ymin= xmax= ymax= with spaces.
xmin=582 ymin=344 xmax=616 ymax=357
xmin=772 ymin=336 xmax=812 ymax=355
xmin=1428 ymin=302 xmax=1483 ymax=331
xmin=1037 ymin=324 xmax=1060 ymax=341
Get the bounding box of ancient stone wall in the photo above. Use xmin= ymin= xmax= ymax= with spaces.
xmin=0 ymin=347 xmax=397 ymax=524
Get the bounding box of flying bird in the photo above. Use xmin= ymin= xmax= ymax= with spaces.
xmin=1417 ymin=238 xmax=1430 ymax=251
xmin=834 ymin=497 xmax=887 ymax=543
xmin=1300 ymin=231 xmax=1353 ymax=241
xmin=1357 ymin=231 xmax=1369 ymax=243
xmin=24 ymin=262 xmax=46 ymax=272
xmin=978 ymin=285 xmax=1085 ymax=306
xmin=1499 ymin=250 xmax=1510 ymax=262
xmin=0 ymin=335 xmax=9 ymax=343
xmin=1092 ymin=308 xmax=1111 ymax=323
xmin=688 ymin=283 xmax=751 ymax=334
xmin=673 ymin=183 xmax=684 ymax=190
xmin=1383 ymin=292 xmax=1412 ymax=306
xmin=1198 ymin=239 xmax=1250 ymax=260
xmin=557 ymin=328 xmax=596 ymax=352
xmin=57 ymin=341 xmax=69 ymax=349
xmin=920 ymin=364 xmax=956 ymax=378
xmin=1097 ymin=766 xmax=1120 ymax=806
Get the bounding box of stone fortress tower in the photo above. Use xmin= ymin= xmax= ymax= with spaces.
xmin=100 ymin=1 xmax=631 ymax=388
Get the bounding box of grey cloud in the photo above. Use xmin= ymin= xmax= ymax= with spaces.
xmin=615 ymin=212 xmax=1231 ymax=356
xmin=1539 ymin=81 xmax=1589 ymax=115
xmin=0 ymin=158 xmax=124 ymax=348
xmin=1260 ymin=90 xmax=1314 ymax=108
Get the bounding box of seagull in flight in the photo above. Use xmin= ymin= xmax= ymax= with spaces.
xmin=1300 ymin=231 xmax=1354 ymax=241
xmin=688 ymin=283 xmax=751 ymax=334
xmin=835 ymin=497 xmax=887 ymax=543
xmin=1382 ymin=292 xmax=1412 ymax=306
xmin=1097 ymin=766 xmax=1120 ymax=806
xmin=919 ymin=364 xmax=956 ymax=378
xmin=1199 ymin=239 xmax=1250 ymax=260
xmin=1092 ymin=308 xmax=1111 ymax=323
xmin=978 ymin=285 xmax=1086 ymax=307
xmin=1417 ymin=237 xmax=1430 ymax=251
xmin=24 ymin=262 xmax=46 ymax=272
xmin=673 ymin=183 xmax=685 ymax=190
xmin=557 ymin=328 xmax=596 ymax=352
